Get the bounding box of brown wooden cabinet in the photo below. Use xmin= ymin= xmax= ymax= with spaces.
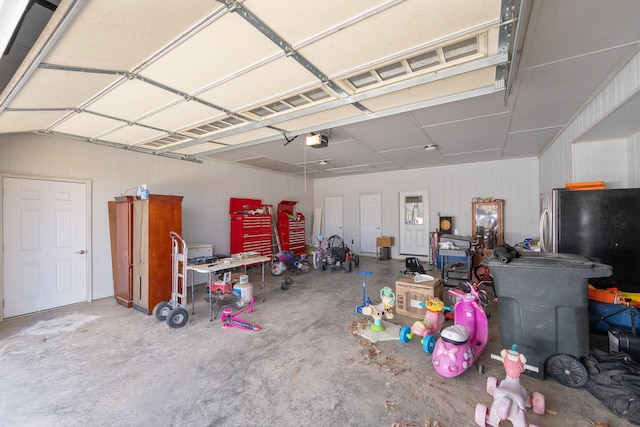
xmin=112 ymin=196 xmax=135 ymax=308
xmin=132 ymin=194 xmax=183 ymax=314
xmin=472 ymin=200 xmax=504 ymax=250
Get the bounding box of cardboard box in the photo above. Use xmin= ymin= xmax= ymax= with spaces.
xmin=395 ymin=276 xmax=444 ymax=319
xmin=376 ymin=236 xmax=394 ymax=247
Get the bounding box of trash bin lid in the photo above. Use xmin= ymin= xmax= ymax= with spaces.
xmin=485 ymin=252 xmax=612 ymax=278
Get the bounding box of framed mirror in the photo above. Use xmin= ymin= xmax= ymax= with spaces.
xmin=472 ymin=200 xmax=504 ymax=250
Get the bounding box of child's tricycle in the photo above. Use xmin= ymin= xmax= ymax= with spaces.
xmin=399 ymin=297 xmax=447 ymax=353
xmin=475 ymin=345 xmax=545 ymax=427
xmin=270 ymin=251 xmax=311 ymax=276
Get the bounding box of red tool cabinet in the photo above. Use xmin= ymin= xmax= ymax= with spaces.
xmin=277 ymin=200 xmax=306 ymax=256
xmin=229 ymin=198 xmax=272 ymax=256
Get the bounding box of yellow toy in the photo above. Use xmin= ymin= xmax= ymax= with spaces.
xmin=400 ymin=297 xmax=447 ymax=353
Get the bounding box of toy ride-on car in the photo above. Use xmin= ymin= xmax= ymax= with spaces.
xmin=322 ymin=234 xmax=359 ymax=273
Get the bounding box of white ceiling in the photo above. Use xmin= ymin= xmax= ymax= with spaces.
xmin=0 ymin=0 xmax=639 ymax=178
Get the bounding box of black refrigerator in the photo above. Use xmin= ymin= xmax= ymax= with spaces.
xmin=539 ymin=188 xmax=640 ymax=292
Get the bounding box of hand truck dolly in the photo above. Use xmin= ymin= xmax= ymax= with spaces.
xmin=152 ymin=231 xmax=190 ymax=328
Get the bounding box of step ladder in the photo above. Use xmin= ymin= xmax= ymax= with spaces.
xmin=263 ymin=204 xmax=281 ymax=261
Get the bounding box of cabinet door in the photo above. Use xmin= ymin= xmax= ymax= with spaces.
xmin=114 ymin=197 xmax=134 ymax=308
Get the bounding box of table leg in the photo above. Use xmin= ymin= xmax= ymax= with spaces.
xmin=190 ymin=269 xmax=195 ymax=314
xmin=209 ymin=272 xmax=214 ymax=321
xmin=261 ymin=260 xmax=265 ymax=302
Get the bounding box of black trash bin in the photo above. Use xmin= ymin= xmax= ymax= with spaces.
xmin=486 ymin=252 xmax=612 ymax=387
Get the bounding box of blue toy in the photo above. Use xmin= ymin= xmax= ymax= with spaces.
xmin=356 ymin=270 xmax=372 ymax=313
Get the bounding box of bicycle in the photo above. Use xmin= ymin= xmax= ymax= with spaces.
xmin=309 ymin=234 xmax=326 ymax=269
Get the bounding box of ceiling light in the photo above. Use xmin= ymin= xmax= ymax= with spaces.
xmin=305 ymin=133 xmax=328 ymax=148
xmin=425 ymin=144 xmax=438 ymax=151
xmin=318 ymin=160 xmax=329 ymax=165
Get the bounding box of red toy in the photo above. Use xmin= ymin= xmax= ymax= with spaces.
xmin=206 ymin=271 xmax=234 ymax=295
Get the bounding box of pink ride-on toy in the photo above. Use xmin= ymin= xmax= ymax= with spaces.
xmin=399 ymin=297 xmax=447 ymax=353
xmin=475 ymin=344 xmax=545 ymax=427
xmin=432 ymin=281 xmax=489 ymax=377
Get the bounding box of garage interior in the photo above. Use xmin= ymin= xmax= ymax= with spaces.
xmin=1 ymin=0 xmax=640 ymax=426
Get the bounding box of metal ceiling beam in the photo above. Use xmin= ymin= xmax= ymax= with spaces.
xmin=501 ymin=0 xmax=532 ymax=102
xmin=0 ymin=0 xmax=87 ymax=112
xmin=217 ymin=0 xmax=371 ymax=114
xmin=34 ymin=129 xmax=203 ymax=163
xmin=197 ymin=85 xmax=500 ymax=156
xmin=36 ymin=62 xmax=292 ymax=142
xmin=163 ymin=52 xmax=508 ymax=154
xmin=37 ymin=62 xmax=247 ymax=121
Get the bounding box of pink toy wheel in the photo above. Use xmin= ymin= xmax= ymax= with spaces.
xmin=486 ymin=376 xmax=498 ymax=396
xmin=532 ymin=391 xmax=545 ymax=415
xmin=474 ymin=403 xmax=488 ymax=426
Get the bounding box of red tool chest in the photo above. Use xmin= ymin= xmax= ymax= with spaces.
xmin=229 ymin=198 xmax=272 ymax=256
xmin=277 ymin=200 xmax=306 ymax=256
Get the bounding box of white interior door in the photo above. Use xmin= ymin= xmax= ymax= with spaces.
xmin=360 ymin=193 xmax=382 ymax=253
xmin=323 ymin=196 xmax=343 ymax=238
xmin=399 ymin=191 xmax=429 ymax=256
xmin=3 ymin=177 xmax=88 ymax=318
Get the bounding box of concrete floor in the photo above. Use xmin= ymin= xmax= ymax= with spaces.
xmin=0 ymin=256 xmax=632 ymax=427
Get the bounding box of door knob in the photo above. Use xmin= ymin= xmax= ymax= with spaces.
xmin=75 ymin=249 xmax=86 ymax=254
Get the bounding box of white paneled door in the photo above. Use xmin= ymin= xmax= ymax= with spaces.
xmin=360 ymin=193 xmax=382 ymax=253
xmin=3 ymin=177 xmax=88 ymax=318
xmin=399 ymin=191 xmax=429 ymax=256
xmin=323 ymin=196 xmax=344 ymax=239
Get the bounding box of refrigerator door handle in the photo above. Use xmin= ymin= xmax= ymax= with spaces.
xmin=539 ymin=207 xmax=551 ymax=252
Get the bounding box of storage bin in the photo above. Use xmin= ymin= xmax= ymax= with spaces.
xmin=486 ymin=252 xmax=612 ymax=379
xmin=376 ymin=236 xmax=394 ymax=247
xmin=439 ymin=234 xmax=472 ymax=249
xmin=395 ymin=276 xmax=443 ymax=319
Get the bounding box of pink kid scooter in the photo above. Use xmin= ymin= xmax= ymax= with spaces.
xmin=475 ymin=344 xmax=546 ymax=427
xmin=220 ymin=297 xmax=260 ymax=331
xmin=432 ymin=281 xmax=489 ymax=377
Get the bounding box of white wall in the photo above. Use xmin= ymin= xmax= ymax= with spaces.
xmin=630 ymin=130 xmax=640 ymax=187
xmin=313 ymin=157 xmax=540 ymax=258
xmin=574 ymin=139 xmax=629 ymax=188
xmin=0 ymin=133 xmax=313 ymax=301
xmin=540 ymin=50 xmax=640 ymax=192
